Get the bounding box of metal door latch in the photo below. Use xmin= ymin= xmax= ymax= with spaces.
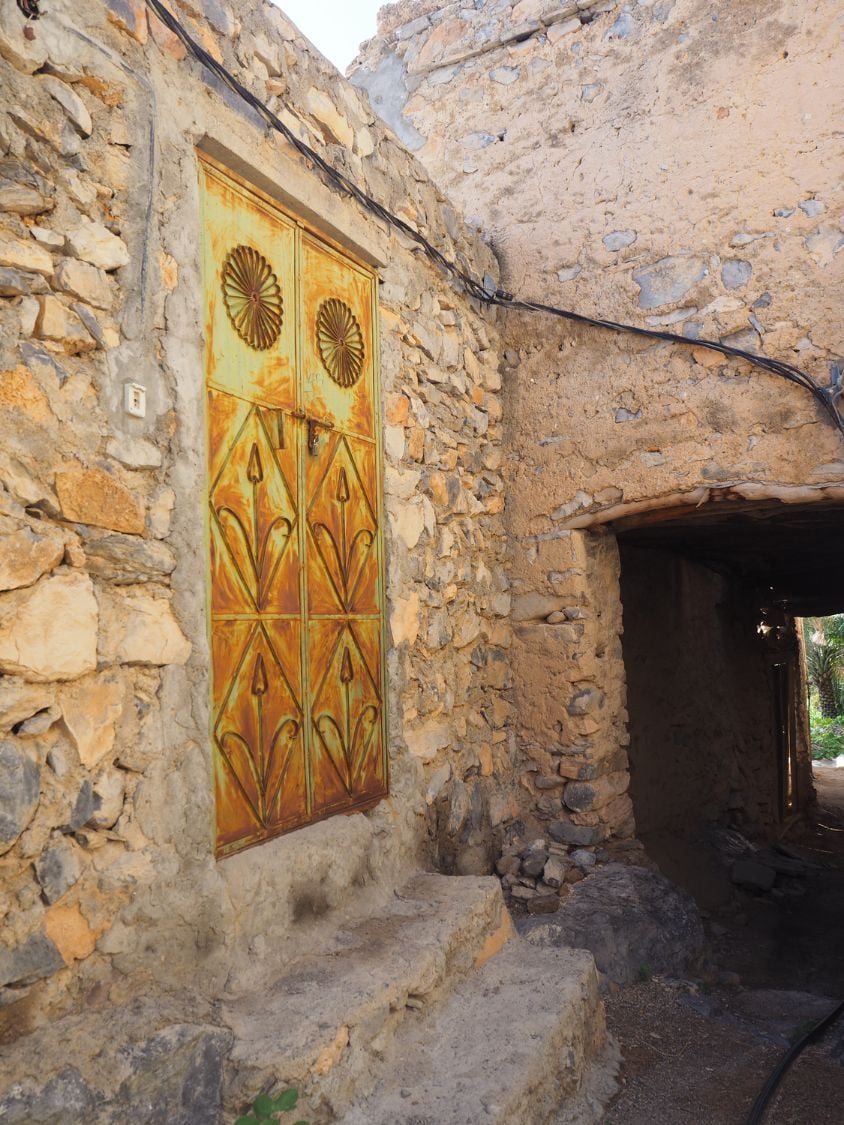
xmin=279 ymin=408 xmax=335 ymax=455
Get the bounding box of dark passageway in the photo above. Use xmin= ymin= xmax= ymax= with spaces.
xmin=615 ymin=498 xmax=844 ymax=897
xmin=603 ymin=498 xmax=844 ymax=1123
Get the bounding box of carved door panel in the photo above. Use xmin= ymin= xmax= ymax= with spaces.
xmin=200 ymin=157 xmax=387 ymax=857
xmin=301 ymin=234 xmax=387 ymax=818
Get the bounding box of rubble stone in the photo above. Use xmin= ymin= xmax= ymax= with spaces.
xmin=56 ymin=464 xmax=145 ymax=534
xmin=0 ymin=737 xmax=40 ymax=854
xmin=97 ymin=588 xmax=191 ymax=666
xmin=521 ymin=864 xmax=704 ymax=983
xmin=0 ymin=522 xmax=65 ymax=591
xmin=34 ymin=838 xmax=81 ymax=903
xmin=40 ymin=76 xmax=93 ymax=137
xmin=59 ymin=673 xmax=125 ymax=768
xmin=0 ymin=930 xmax=63 ymax=988
xmin=732 ymin=859 xmax=776 ymax=892
xmin=34 ymin=296 xmax=96 ymax=354
xmin=54 ymin=258 xmax=113 ymax=309
xmin=0 ymin=571 xmax=98 ymax=681
xmin=66 ymin=219 xmax=130 ymax=271
xmin=0 ymin=232 xmax=54 ymax=277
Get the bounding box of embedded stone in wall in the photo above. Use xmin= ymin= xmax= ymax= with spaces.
xmin=305 ymin=88 xmax=355 ymax=148
xmin=390 ymin=591 xmax=421 ymax=646
xmin=0 ymin=571 xmax=98 ymax=681
xmin=632 ymin=255 xmax=707 ymax=309
xmin=721 ymin=259 xmax=752 ymax=290
xmin=511 ymin=592 xmax=565 ymax=622
xmin=97 ymin=588 xmax=191 ymax=666
xmin=564 ymin=769 xmax=629 ymax=812
xmin=88 ymin=767 xmax=125 ymax=828
xmin=0 ymin=233 xmax=54 ymax=277
xmin=39 ymin=76 xmax=93 ymax=138
xmin=65 ymin=219 xmax=130 ymax=272
xmin=34 ymin=296 xmax=97 ymax=355
xmin=0 ymin=736 xmax=40 ymax=854
xmin=0 ymin=365 xmax=53 ymax=425
xmin=389 ymin=500 xmax=425 ymax=548
xmin=548 ymin=819 xmax=603 ymax=846
xmin=0 ymin=180 xmax=52 ymax=216
xmin=602 ymin=229 xmax=636 ymax=251
xmin=43 ymin=902 xmax=98 ymax=963
xmin=76 ymin=540 xmax=170 ymax=595
xmin=406 ymin=721 xmax=452 ymax=761
xmin=566 ymin=685 xmax=604 ymax=716
xmin=0 ymin=520 xmax=65 ymax=591
xmin=0 ymin=930 xmax=63 ymax=988
xmin=54 ymin=258 xmax=113 ymax=310
xmin=59 ymin=672 xmax=125 ymax=769
xmin=56 ymin=463 xmax=145 ymax=535
xmin=34 ymin=838 xmax=82 ymax=904
xmin=105 ymin=435 xmax=163 ymax=470
xmin=0 ymin=679 xmax=52 ymax=732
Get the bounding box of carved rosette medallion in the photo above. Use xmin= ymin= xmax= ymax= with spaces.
xmin=316 ymin=298 xmax=365 ymax=388
xmin=221 ymin=245 xmax=283 ymax=351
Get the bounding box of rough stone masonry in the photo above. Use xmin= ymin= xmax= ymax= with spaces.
xmin=0 ymin=0 xmax=517 ymax=1057
xmin=0 ymin=0 xmax=841 ymax=1114
xmin=353 ymin=0 xmax=843 ymax=879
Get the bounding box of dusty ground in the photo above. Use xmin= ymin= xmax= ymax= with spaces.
xmin=603 ymin=769 xmax=844 ymax=1124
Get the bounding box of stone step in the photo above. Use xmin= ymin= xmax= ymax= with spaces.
xmin=335 ymin=940 xmax=613 ymax=1125
xmin=223 ymin=872 xmax=508 ymax=1120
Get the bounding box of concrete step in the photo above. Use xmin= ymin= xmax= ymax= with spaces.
xmin=223 ymin=872 xmax=509 ymax=1120
xmin=335 ymin=940 xmax=614 ymax=1125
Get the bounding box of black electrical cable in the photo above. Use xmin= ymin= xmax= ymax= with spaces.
xmin=745 ymin=996 xmax=844 ymax=1124
xmin=139 ymin=0 xmax=843 ymax=437
xmin=15 ymin=0 xmax=41 ymax=20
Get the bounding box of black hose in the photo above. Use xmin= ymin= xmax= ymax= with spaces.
xmin=745 ymin=997 xmax=844 ymax=1124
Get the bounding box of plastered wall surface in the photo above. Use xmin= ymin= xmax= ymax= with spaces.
xmin=354 ymin=0 xmax=844 ymax=517
xmin=355 ymin=0 xmax=843 ymax=854
xmin=0 ymin=0 xmax=516 ymax=1050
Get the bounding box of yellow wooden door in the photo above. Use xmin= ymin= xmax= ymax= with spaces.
xmin=199 ymin=156 xmax=387 ymax=857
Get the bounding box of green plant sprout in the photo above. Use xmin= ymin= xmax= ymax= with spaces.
xmin=235 ymin=1087 xmax=308 ymax=1125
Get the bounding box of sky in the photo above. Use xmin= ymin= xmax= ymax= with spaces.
xmin=274 ymin=0 xmax=385 ymax=72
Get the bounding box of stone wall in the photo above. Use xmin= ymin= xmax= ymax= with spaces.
xmin=354 ymin=0 xmax=844 ymax=511
xmin=354 ymin=0 xmax=844 ymax=869
xmin=0 ymin=0 xmax=515 ymax=1044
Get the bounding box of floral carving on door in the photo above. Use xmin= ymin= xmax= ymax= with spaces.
xmin=201 ymin=155 xmax=388 ymax=857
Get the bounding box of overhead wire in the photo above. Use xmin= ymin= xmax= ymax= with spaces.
xmin=65 ymin=0 xmax=830 ymax=438
xmin=13 ymin=0 xmax=844 ymax=1113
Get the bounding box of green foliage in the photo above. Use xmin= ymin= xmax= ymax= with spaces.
xmin=235 ymin=1088 xmax=307 ymax=1125
xmin=810 ymin=715 xmax=844 ymax=761
xmin=637 ymin=962 xmax=652 ymax=982
xmin=803 ymin=616 xmax=844 ymax=718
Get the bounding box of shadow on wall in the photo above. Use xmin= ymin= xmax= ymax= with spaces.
xmin=619 ymin=544 xmax=780 ymax=845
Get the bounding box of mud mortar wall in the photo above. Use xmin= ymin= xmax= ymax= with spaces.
xmin=354 ymin=0 xmax=844 ymax=853
xmin=0 ymin=0 xmax=516 ymax=1041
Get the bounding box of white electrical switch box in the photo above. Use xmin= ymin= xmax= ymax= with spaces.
xmin=124 ymin=383 xmax=146 ymax=418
